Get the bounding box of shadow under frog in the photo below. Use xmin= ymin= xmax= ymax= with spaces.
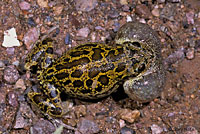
xmin=25 ymin=22 xmax=165 ymax=118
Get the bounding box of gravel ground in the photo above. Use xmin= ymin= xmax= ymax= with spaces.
xmin=0 ymin=0 xmax=200 ymax=134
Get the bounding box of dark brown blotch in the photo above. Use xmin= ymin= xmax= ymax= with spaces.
xmin=63 ymin=80 xmax=71 ymax=85
xmin=70 ymin=50 xmax=90 ymax=57
xmin=106 ymin=49 xmax=124 ymax=62
xmin=92 ymin=48 xmax=103 ymax=61
xmin=73 ymin=80 xmax=84 ymax=87
xmin=55 ymin=72 xmax=69 ymax=80
xmin=115 ymin=62 xmax=127 ymax=72
xmin=56 ymin=57 xmax=90 ymax=70
xmin=70 ymin=57 xmax=90 ymax=67
xmin=76 ymin=43 xmax=97 ymax=49
xmin=89 ymin=67 xmax=100 ymax=78
xmin=32 ymin=94 xmax=47 ymax=104
xmin=98 ymin=75 xmax=109 ymax=85
xmin=71 ymin=69 xmax=83 ymax=78
xmin=86 ymin=79 xmax=93 ymax=87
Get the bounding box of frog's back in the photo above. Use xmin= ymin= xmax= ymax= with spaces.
xmin=42 ymin=43 xmax=134 ymax=99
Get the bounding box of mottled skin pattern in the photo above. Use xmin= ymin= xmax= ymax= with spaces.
xmin=25 ymin=22 xmax=165 ymax=117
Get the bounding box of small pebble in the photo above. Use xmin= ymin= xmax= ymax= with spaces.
xmin=108 ymin=9 xmax=120 ymax=19
xmin=75 ymin=0 xmax=97 ymax=12
xmin=184 ymin=126 xmax=198 ymax=134
xmin=152 ymin=8 xmax=160 ymax=17
xmin=169 ymin=0 xmax=181 ymax=3
xmin=135 ymin=4 xmax=152 ymax=19
xmin=157 ymin=0 xmax=165 ymax=3
xmin=197 ymin=26 xmax=200 ymax=35
xmin=23 ymin=27 xmax=39 ymax=49
xmin=126 ymin=15 xmax=132 ymax=22
xmin=19 ymin=1 xmax=31 ymax=10
xmin=195 ymin=40 xmax=200 ymax=50
xmin=77 ymin=119 xmax=100 ymax=134
xmin=76 ymin=27 xmax=90 ymax=38
xmin=2 ymin=28 xmax=20 ymax=48
xmin=27 ymin=17 xmax=36 ymax=27
xmin=186 ymin=11 xmax=194 ymax=25
xmin=113 ymin=22 xmax=120 ymax=32
xmin=119 ymin=119 xmax=126 ymax=128
xmin=31 ymin=118 xmax=56 ymax=133
xmin=15 ymin=79 xmax=26 ymax=90
xmin=186 ymin=48 xmax=195 ymax=60
xmin=69 ymin=15 xmax=81 ymax=28
xmin=182 ymin=21 xmax=189 ymax=29
xmin=120 ymin=0 xmax=128 ymax=5
xmin=0 ymin=61 xmax=5 ymax=68
xmin=120 ymin=109 xmax=140 ymax=123
xmin=7 ymin=92 xmax=18 ymax=108
xmin=53 ymin=5 xmax=63 ymax=15
xmin=6 ymin=47 xmax=15 ymax=55
xmin=91 ymin=32 xmax=96 ymax=42
xmin=164 ymin=47 xmax=185 ymax=65
xmin=74 ymin=105 xmax=87 ymax=118
xmin=160 ymin=4 xmax=175 ymax=21
xmin=37 ymin=0 xmax=48 ymax=8
xmin=95 ymin=26 xmax=105 ymax=30
xmin=168 ymin=112 xmax=175 ymax=117
xmin=120 ymin=127 xmax=136 ymax=134
xmin=14 ymin=102 xmax=35 ymax=129
xmin=4 ymin=65 xmax=20 ymax=84
xmin=122 ymin=5 xmax=130 ymax=12
xmin=151 ymin=124 xmax=163 ymax=134
xmin=14 ymin=113 xmax=26 ymax=129
xmin=12 ymin=60 xmax=20 ymax=67
xmin=65 ymin=33 xmax=71 ymax=45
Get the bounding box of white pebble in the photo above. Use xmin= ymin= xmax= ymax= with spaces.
xmin=2 ymin=28 xmax=20 ymax=48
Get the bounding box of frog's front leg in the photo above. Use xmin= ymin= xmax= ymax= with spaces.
xmin=28 ymin=83 xmax=64 ymax=117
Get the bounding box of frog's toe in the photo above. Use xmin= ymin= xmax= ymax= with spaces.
xmin=49 ymin=106 xmax=63 ymax=117
xmin=123 ymin=69 xmax=165 ymax=102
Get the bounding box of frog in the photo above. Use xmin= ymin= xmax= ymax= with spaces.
xmin=25 ymin=22 xmax=165 ymax=118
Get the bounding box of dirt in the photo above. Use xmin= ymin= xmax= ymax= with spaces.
xmin=0 ymin=0 xmax=200 ymax=134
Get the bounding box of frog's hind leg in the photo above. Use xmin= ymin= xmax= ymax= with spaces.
xmin=24 ymin=38 xmax=54 ymax=73
xmin=28 ymin=86 xmax=64 ymax=117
